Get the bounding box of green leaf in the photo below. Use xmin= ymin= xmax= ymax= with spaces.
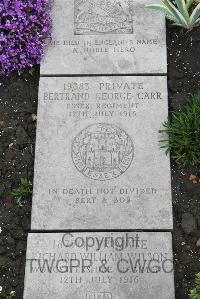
xmin=146 ymin=3 xmax=183 ymax=23
xmin=164 ymin=0 xmax=189 ymax=26
xmin=171 ymin=22 xmax=188 ymax=27
xmin=189 ymin=3 xmax=200 ymax=26
xmin=147 ymin=0 xmax=200 ymax=29
xmin=147 ymin=0 xmax=190 ymax=28
xmin=163 ymin=0 xmax=181 ymax=15
xmin=21 ymin=178 xmax=27 ymax=185
xmin=167 ymin=16 xmax=181 ymax=23
xmin=196 ymin=273 xmax=200 ymax=280
xmin=175 ymin=0 xmax=190 ymax=20
xmin=186 ymin=0 xmax=194 ymax=9
xmin=159 ymin=94 xmax=200 ymax=167
xmin=146 ymin=3 xmax=175 ymax=16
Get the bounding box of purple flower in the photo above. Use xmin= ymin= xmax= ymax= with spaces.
xmin=0 ymin=0 xmax=52 ymax=76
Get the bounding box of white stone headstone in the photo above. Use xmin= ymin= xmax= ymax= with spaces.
xmin=31 ymin=76 xmax=172 ymax=230
xmin=41 ymin=0 xmax=167 ymax=75
xmin=23 ymin=232 xmax=175 ymax=299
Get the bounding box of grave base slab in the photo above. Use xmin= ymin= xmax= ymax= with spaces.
xmin=23 ymin=232 xmax=175 ymax=299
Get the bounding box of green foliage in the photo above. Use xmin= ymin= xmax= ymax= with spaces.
xmin=189 ymin=273 xmax=200 ymax=299
xmin=11 ymin=178 xmax=32 ymax=207
xmin=160 ymin=94 xmax=200 ymax=167
xmin=146 ymin=0 xmax=200 ymax=30
xmin=0 ymin=290 xmax=16 ymax=299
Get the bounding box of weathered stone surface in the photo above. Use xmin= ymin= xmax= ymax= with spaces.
xmin=40 ymin=0 xmax=167 ymax=75
xmin=31 ymin=76 xmax=172 ymax=230
xmin=23 ymin=232 xmax=175 ymax=299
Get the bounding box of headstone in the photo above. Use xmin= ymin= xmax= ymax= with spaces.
xmin=41 ymin=0 xmax=167 ymax=75
xmin=31 ymin=76 xmax=172 ymax=230
xmin=23 ymin=232 xmax=175 ymax=299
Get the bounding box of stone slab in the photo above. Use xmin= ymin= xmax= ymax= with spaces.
xmin=31 ymin=76 xmax=172 ymax=230
xmin=41 ymin=0 xmax=167 ymax=75
xmin=23 ymin=232 xmax=175 ymax=299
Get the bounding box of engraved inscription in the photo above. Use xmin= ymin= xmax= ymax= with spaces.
xmin=74 ymin=0 xmax=134 ymax=35
xmin=25 ymin=233 xmax=174 ymax=299
xmin=72 ymin=123 xmax=134 ymax=180
xmin=86 ymin=292 xmax=112 ymax=299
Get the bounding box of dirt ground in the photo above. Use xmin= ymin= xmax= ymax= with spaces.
xmin=167 ymin=25 xmax=200 ymax=298
xmin=0 ymin=24 xmax=199 ymax=298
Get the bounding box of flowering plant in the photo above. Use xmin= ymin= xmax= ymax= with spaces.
xmin=0 ymin=0 xmax=52 ymax=76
